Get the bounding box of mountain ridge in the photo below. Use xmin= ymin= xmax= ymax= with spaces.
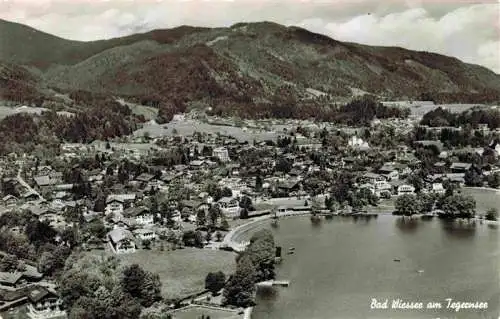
xmin=1 ymin=18 xmax=499 ymax=115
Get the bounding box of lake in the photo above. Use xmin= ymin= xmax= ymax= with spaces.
xmin=240 ymin=215 xmax=499 ymax=319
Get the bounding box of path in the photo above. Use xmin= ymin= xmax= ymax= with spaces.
xmin=16 ymin=164 xmax=44 ymax=201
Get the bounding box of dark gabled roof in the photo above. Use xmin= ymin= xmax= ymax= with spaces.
xmin=33 ymin=175 xmax=55 ymax=187
xmin=278 ymin=180 xmax=300 ymax=189
xmin=0 ymin=272 xmax=23 ymax=285
xmin=450 ymin=162 xmax=472 ymax=170
xmin=28 ymin=286 xmax=59 ymax=303
xmin=123 ymin=206 xmax=150 ymax=218
xmin=136 ymin=173 xmax=155 ymax=182
xmin=181 ymin=200 xmax=203 ymax=209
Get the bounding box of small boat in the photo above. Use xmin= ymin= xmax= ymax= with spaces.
xmin=417 ymin=269 xmax=424 ymax=273
xmin=287 ymin=251 xmax=295 ymax=255
xmin=289 ymin=247 xmax=295 ymax=251
xmin=393 ymin=259 xmax=401 ymax=262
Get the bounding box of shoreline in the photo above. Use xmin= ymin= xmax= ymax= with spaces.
xmin=224 ymin=210 xmax=499 ymax=248
xmin=462 ymin=186 xmax=500 ymax=193
xmin=224 ymin=210 xmax=497 ymax=319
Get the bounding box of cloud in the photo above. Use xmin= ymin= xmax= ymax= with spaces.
xmin=1 ymin=0 xmax=498 ymax=73
xmin=297 ymin=3 xmax=500 ymax=73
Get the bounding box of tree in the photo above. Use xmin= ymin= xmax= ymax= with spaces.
xmin=239 ymin=208 xmax=249 ymax=219
xmin=215 ymin=231 xmax=223 ymax=242
xmin=0 ymin=254 xmax=18 ymax=272
xmin=122 ymin=264 xmax=146 ymax=298
xmin=255 ymin=175 xmax=263 ymax=192
xmin=205 ymin=271 xmax=226 ymax=295
xmin=223 ymin=255 xmax=256 ymax=307
xmin=464 ymin=168 xmax=483 ymax=187
xmin=208 ymin=205 xmax=221 ymax=227
xmin=441 ymin=194 xmax=476 ymax=219
xmin=37 ymin=251 xmax=54 ymax=274
xmin=418 ymin=193 xmax=437 ymax=214
xmin=86 ymin=219 xmax=107 ymax=239
xmin=395 ymin=194 xmax=420 ymax=217
xmin=26 ymin=220 xmax=57 ymax=248
xmin=485 ymin=208 xmax=498 ymax=221
xmin=142 ymin=239 xmax=151 ymax=250
xmin=275 ymin=157 xmax=292 ymax=173
xmin=182 ymin=230 xmax=204 ymax=248
xmin=243 ymin=229 xmax=276 ymax=282
xmin=488 ymin=172 xmax=500 ymax=189
xmin=220 ymin=219 xmax=229 ymax=231
xmin=239 ymin=196 xmax=253 ymax=210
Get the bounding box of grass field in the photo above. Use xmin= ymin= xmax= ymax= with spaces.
xmin=113 ymin=248 xmax=236 ymax=300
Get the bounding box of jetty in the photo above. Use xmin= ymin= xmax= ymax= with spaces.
xmin=256 ymin=280 xmax=290 ymax=288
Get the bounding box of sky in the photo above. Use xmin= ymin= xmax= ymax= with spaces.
xmin=1 ymin=0 xmax=499 ymax=74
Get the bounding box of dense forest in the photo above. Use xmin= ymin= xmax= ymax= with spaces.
xmin=0 ymin=93 xmax=143 ymax=155
xmin=420 ymin=106 xmax=500 ymax=129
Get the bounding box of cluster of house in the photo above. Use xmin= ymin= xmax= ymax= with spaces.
xmin=0 ymin=113 xmax=499 ymax=318
xmin=0 ymin=254 xmax=64 ymax=319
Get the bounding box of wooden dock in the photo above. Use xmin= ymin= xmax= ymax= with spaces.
xmin=256 ymin=280 xmax=290 ymax=288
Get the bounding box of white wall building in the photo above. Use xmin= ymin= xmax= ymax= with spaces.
xmin=213 ymin=147 xmax=230 ymax=162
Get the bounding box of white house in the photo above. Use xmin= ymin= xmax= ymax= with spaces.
xmin=105 ymin=198 xmax=124 ymax=216
xmin=431 ymin=183 xmax=445 ymax=194
xmin=212 ymin=147 xmax=230 ymax=162
xmin=218 ymin=197 xmax=240 ymax=216
xmin=133 ymin=228 xmax=156 ymax=241
xmin=347 ymin=136 xmax=370 ymax=150
xmin=374 ymin=180 xmax=392 ymax=192
xmin=107 ymin=228 xmax=136 ymax=254
xmin=123 ymin=206 xmax=154 ymax=226
xmin=397 ymin=185 xmax=416 ymax=196
xmin=26 ymin=286 xmax=66 ymax=319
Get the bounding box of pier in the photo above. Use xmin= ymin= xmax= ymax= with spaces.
xmin=256 ymin=280 xmax=290 ymax=288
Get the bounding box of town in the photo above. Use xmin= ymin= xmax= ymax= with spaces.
xmin=0 ymin=97 xmax=499 ymax=319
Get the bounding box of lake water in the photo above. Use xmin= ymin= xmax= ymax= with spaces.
xmin=242 ymin=215 xmax=499 ymax=319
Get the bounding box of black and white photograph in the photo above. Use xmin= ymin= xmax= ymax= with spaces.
xmin=0 ymin=0 xmax=499 ymax=318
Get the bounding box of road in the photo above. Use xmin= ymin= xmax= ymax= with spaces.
xmin=16 ymin=165 xmax=44 ymax=201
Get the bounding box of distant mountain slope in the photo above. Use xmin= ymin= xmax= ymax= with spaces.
xmin=0 ymin=18 xmax=207 ymax=69
xmin=1 ymin=19 xmax=499 ymax=109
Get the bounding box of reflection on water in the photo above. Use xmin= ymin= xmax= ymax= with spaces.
xmin=395 ymin=217 xmax=420 ymax=233
xmin=440 ymin=219 xmax=477 ymax=239
xmin=256 ymin=286 xmax=279 ymax=301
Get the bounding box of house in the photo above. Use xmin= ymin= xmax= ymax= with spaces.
xmin=378 ymin=164 xmax=399 ymax=181
xmin=33 ymin=175 xmax=57 ymax=189
xmin=212 ymin=147 xmax=230 ymax=162
xmin=450 ymin=162 xmax=472 ymax=173
xmin=397 ymin=184 xmax=415 ymax=196
xmin=217 ymin=197 xmax=240 ymax=216
xmin=180 ymin=200 xmax=205 ymax=213
xmin=133 ymin=228 xmax=156 ymax=242
xmin=123 ymin=206 xmax=154 ymax=226
xmin=347 ymin=136 xmax=370 ymax=150
xmin=135 ymin=173 xmax=155 ymax=184
xmin=431 ymin=183 xmax=445 ymax=194
xmin=363 ymin=172 xmax=386 ymax=184
xmin=277 ymin=180 xmax=301 ymax=193
xmin=105 ymin=198 xmax=124 ymax=215
xmin=189 ymin=160 xmax=205 ymax=168
xmin=374 ymin=180 xmax=392 ymax=193
xmin=26 ymin=286 xmax=65 ymax=319
xmin=2 ymin=194 xmax=18 ymax=206
xmin=107 ymin=228 xmax=136 ymax=254
xmin=0 ymin=272 xmax=24 ymax=288
xmin=105 ymin=194 xmax=136 ymax=215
